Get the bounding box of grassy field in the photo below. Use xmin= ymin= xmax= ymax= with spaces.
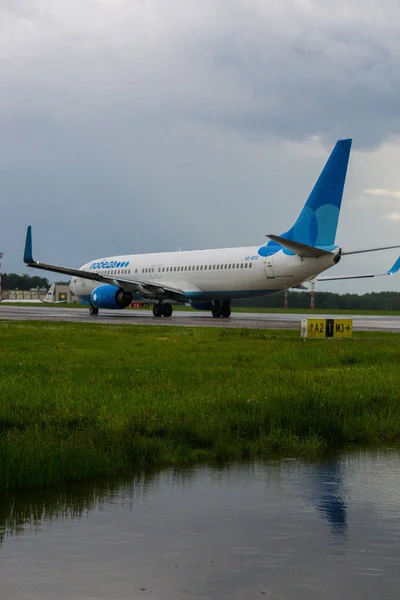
xmin=0 ymin=321 xmax=400 ymax=490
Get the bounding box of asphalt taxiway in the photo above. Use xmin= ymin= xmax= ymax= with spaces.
xmin=0 ymin=305 xmax=399 ymax=332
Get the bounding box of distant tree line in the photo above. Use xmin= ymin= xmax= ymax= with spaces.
xmin=3 ymin=273 xmax=50 ymax=290
xmin=2 ymin=274 xmax=72 ymax=290
xmin=3 ymin=273 xmax=400 ymax=310
xmin=233 ymin=290 xmax=400 ymax=311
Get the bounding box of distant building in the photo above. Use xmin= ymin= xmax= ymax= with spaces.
xmin=3 ymin=283 xmax=79 ymax=303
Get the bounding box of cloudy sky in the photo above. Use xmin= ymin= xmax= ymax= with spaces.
xmin=1 ymin=0 xmax=400 ymax=294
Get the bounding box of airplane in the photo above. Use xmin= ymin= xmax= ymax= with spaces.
xmin=40 ymin=283 xmax=66 ymax=304
xmin=23 ymin=138 xmax=400 ymax=318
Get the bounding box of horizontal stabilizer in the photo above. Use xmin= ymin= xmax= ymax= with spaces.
xmin=317 ymin=256 xmax=400 ymax=281
xmin=266 ymin=234 xmax=333 ymax=258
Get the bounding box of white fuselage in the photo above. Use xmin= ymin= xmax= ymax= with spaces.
xmin=70 ymin=245 xmax=340 ymax=302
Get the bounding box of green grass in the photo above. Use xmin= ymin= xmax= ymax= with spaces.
xmin=0 ymin=321 xmax=400 ymax=490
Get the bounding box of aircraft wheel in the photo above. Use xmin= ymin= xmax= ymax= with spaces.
xmin=212 ymin=304 xmax=222 ymax=318
xmin=163 ymin=303 xmax=173 ymax=317
xmin=221 ymin=303 xmax=231 ymax=318
xmin=153 ymin=303 xmax=163 ymax=317
xmin=89 ymin=306 xmax=99 ymax=316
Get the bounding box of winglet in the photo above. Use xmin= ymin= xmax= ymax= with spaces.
xmin=388 ymin=256 xmax=400 ymax=275
xmin=24 ymin=226 xmax=34 ymax=264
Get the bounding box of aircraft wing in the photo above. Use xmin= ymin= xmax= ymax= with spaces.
xmin=342 ymin=244 xmax=400 ymax=256
xmin=316 ymin=257 xmax=400 ymax=281
xmin=24 ymin=226 xmax=186 ymax=302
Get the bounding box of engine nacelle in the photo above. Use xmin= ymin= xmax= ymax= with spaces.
xmin=190 ymin=301 xmax=213 ymax=311
xmin=90 ymin=285 xmax=133 ymax=309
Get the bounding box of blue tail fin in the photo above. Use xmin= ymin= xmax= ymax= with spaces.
xmin=281 ymin=138 xmax=352 ymax=247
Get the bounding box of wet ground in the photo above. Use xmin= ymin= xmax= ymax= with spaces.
xmin=1 ymin=448 xmax=399 ymax=599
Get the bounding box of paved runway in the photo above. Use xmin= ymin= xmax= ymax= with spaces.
xmin=0 ymin=305 xmax=399 ymax=332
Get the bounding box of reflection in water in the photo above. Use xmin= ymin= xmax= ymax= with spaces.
xmin=0 ymin=472 xmax=160 ymax=545
xmin=309 ymin=458 xmax=348 ymax=540
xmin=0 ymin=449 xmax=399 ymax=600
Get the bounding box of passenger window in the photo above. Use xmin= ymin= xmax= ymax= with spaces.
xmin=249 ymin=263 xmax=252 ymax=268
xmin=204 ymin=265 xmax=207 ymax=270
xmin=241 ymin=263 xmax=243 ymax=268
xmin=245 ymin=263 xmax=248 ymax=268
xmin=174 ymin=267 xmax=177 ymax=272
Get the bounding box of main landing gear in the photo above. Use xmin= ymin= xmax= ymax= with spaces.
xmin=89 ymin=305 xmax=99 ymax=316
xmin=153 ymin=302 xmax=173 ymax=318
xmin=212 ymin=301 xmax=231 ymax=318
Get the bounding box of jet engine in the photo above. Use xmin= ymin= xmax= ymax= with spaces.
xmin=90 ymin=285 xmax=133 ymax=309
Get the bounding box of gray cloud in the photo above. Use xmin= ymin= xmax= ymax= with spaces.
xmin=0 ymin=0 xmax=400 ymax=293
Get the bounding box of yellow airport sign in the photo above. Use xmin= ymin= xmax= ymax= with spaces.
xmin=301 ymin=318 xmax=352 ymax=339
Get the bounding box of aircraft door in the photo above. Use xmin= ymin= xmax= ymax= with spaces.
xmin=264 ymin=256 xmax=275 ymax=278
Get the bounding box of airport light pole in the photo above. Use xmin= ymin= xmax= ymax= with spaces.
xmin=0 ymin=252 xmax=3 ymax=301
xmin=310 ymin=279 xmax=315 ymax=309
